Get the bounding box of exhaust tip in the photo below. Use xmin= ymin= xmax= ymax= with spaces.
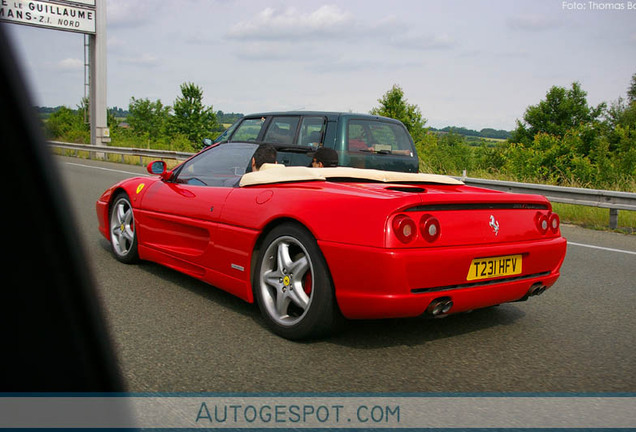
xmin=528 ymin=283 xmax=546 ymax=297
xmin=441 ymin=300 xmax=453 ymax=314
xmin=426 ymin=297 xmax=453 ymax=317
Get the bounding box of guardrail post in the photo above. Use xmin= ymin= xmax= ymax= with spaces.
xmin=609 ymin=209 xmax=619 ymax=230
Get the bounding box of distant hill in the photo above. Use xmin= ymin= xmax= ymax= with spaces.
xmin=34 ymin=105 xmax=130 ymax=119
xmin=216 ymin=111 xmax=243 ymax=125
xmin=34 ymin=106 xmax=509 ymax=140
xmin=34 ymin=106 xmax=244 ymax=124
xmin=429 ymin=126 xmax=511 ymax=140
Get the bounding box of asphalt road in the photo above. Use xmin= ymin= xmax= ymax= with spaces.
xmin=55 ymin=156 xmax=636 ymax=393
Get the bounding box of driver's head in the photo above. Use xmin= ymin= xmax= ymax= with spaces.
xmin=252 ymin=144 xmax=277 ymax=171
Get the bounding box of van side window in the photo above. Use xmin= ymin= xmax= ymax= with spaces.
xmin=263 ymin=117 xmax=300 ymax=145
xmin=298 ymin=116 xmax=326 ymax=147
xmin=231 ymin=118 xmax=267 ymax=142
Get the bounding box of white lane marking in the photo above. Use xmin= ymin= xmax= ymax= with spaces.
xmin=568 ymin=241 xmax=636 ymax=256
xmin=65 ymin=161 xmax=148 ymax=177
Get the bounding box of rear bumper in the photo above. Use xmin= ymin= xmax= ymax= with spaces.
xmin=319 ymin=237 xmax=567 ymax=319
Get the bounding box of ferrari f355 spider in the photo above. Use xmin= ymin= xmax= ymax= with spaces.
xmin=96 ymin=142 xmax=567 ymax=340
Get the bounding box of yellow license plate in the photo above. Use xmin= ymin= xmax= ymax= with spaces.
xmin=467 ymin=254 xmax=523 ymax=281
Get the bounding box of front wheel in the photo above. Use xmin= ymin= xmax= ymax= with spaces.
xmin=109 ymin=192 xmax=139 ymax=264
xmin=254 ymin=223 xmax=338 ymax=340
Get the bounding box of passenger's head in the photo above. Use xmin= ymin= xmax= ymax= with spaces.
xmin=251 ymin=144 xmax=277 ymax=171
xmin=312 ymin=147 xmax=338 ymax=168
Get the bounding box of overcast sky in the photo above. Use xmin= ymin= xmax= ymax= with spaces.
xmin=3 ymin=0 xmax=636 ymax=130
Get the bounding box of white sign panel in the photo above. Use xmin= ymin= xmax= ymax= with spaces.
xmin=0 ymin=0 xmax=96 ymax=34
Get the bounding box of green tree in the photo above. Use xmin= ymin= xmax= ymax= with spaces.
xmin=603 ymin=73 xmax=636 ymax=181
xmin=606 ymin=74 xmax=636 ymax=132
xmin=370 ymin=84 xmax=427 ymax=142
xmin=170 ymin=82 xmax=218 ymax=148
xmin=126 ymin=97 xmax=171 ymax=142
xmin=44 ymin=105 xmax=89 ymax=143
xmin=510 ymin=82 xmax=605 ymax=145
xmin=628 ymin=73 xmax=636 ymax=104
xmin=417 ymin=131 xmax=474 ymax=175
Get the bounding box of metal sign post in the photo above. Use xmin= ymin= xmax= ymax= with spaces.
xmin=89 ymin=1 xmax=108 ymax=145
xmin=0 ymin=0 xmax=109 ymax=145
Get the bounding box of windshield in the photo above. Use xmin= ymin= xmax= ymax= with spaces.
xmin=174 ymin=142 xmax=258 ymax=187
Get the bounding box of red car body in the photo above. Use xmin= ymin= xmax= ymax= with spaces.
xmin=97 ymin=143 xmax=567 ymax=339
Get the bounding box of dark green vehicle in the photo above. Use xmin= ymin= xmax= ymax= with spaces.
xmin=210 ymin=111 xmax=419 ymax=173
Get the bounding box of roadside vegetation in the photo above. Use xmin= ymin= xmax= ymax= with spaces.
xmin=42 ymin=75 xmax=636 ymax=232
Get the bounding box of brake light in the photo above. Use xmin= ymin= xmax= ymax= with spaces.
xmin=536 ymin=212 xmax=549 ymax=234
xmin=392 ymin=214 xmax=417 ymax=244
xmin=420 ymin=214 xmax=441 ymax=243
xmin=549 ymin=212 xmax=560 ymax=233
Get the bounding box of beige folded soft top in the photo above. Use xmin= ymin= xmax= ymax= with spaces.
xmin=239 ymin=163 xmax=464 ymax=187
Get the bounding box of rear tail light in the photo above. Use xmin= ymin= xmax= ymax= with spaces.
xmin=392 ymin=214 xmax=417 ymax=244
xmin=549 ymin=213 xmax=560 ymax=233
xmin=536 ymin=211 xmax=560 ymax=234
xmin=536 ymin=212 xmax=549 ymax=234
xmin=420 ymin=214 xmax=441 ymax=243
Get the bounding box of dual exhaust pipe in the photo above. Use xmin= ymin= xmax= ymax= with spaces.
xmin=527 ymin=282 xmax=547 ymax=297
xmin=424 ymin=282 xmax=548 ymax=318
xmin=426 ymin=282 xmax=548 ymax=316
xmin=426 ymin=297 xmax=453 ymax=317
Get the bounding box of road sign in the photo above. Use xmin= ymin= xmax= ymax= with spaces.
xmin=0 ymin=0 xmax=96 ymax=34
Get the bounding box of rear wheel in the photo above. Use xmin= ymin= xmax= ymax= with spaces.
xmin=109 ymin=192 xmax=139 ymax=263
xmin=254 ymin=223 xmax=337 ymax=340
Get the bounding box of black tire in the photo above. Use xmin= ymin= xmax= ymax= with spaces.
xmin=254 ymin=223 xmax=337 ymax=340
xmin=109 ymin=192 xmax=139 ymax=264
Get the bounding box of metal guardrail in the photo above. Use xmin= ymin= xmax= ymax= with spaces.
xmin=49 ymin=141 xmax=193 ymax=163
xmin=50 ymin=141 xmax=636 ymax=229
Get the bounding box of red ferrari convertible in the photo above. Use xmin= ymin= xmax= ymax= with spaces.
xmin=96 ymin=142 xmax=567 ymax=340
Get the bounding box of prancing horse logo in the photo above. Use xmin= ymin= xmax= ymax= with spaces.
xmin=489 ymin=215 xmax=500 ymax=236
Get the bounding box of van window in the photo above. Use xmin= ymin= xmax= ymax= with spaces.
xmin=231 ymin=118 xmax=267 ymax=142
xmin=263 ymin=117 xmax=300 ymax=145
xmin=347 ymin=119 xmax=413 ymax=156
xmin=298 ymin=116 xmax=326 ymax=147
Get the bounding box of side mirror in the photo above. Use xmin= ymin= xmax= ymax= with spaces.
xmin=147 ymin=160 xmax=167 ymax=175
xmin=202 ymin=138 xmax=213 ymax=147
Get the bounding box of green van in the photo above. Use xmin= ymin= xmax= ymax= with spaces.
xmin=211 ymin=111 xmax=419 ymax=173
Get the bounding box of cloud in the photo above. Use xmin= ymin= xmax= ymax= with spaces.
xmin=107 ymin=0 xmax=164 ymax=28
xmin=507 ymin=14 xmax=561 ymax=31
xmin=232 ymin=42 xmax=297 ymax=62
xmin=227 ymin=5 xmax=355 ymax=41
xmin=55 ymin=58 xmax=83 ymax=71
xmin=226 ymin=4 xmax=455 ymax=65
xmin=391 ymin=33 xmax=455 ymax=50
xmin=107 ymin=35 xmax=127 ymax=49
xmin=118 ymin=53 xmax=160 ymax=67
